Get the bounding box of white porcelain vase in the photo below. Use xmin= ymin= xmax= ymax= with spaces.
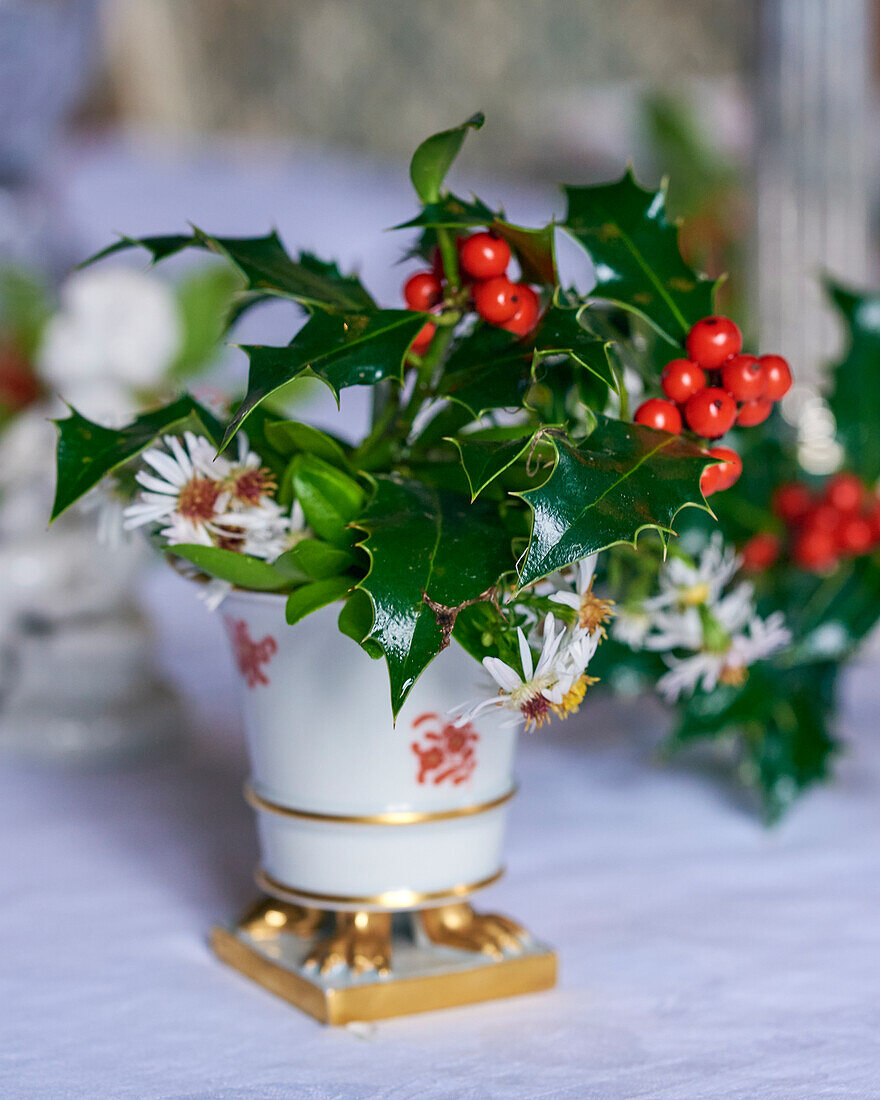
xmin=222 ymin=591 xmax=518 ymax=913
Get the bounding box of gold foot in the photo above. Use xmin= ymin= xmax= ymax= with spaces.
xmin=238 ymin=895 xmax=324 ymax=941
xmin=419 ymin=902 xmax=528 ymax=960
xmin=304 ymin=911 xmax=392 ymax=977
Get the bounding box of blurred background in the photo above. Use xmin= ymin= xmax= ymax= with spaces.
xmin=0 ymin=0 xmax=878 ymax=759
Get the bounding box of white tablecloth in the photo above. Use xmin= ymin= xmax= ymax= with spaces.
xmin=3 ymin=141 xmax=879 ymax=1098
xmin=4 ymin=565 xmax=879 ymax=1099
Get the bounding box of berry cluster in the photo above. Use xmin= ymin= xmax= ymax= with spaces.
xmin=403 ymin=231 xmax=540 ymax=354
xmin=634 ymin=315 xmax=793 ymax=498
xmin=742 ymin=473 xmax=880 ymax=573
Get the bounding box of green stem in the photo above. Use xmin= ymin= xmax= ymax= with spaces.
xmin=437 ymin=226 xmax=460 ymax=290
xmin=398 ymin=322 xmax=457 ymax=436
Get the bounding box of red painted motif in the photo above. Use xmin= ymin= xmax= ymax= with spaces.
xmin=411 ymin=712 xmax=479 ymax=785
xmin=224 ymin=617 xmax=277 ymax=688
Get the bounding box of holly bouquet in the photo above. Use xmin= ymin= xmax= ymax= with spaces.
xmin=51 ymin=115 xmax=793 ymax=770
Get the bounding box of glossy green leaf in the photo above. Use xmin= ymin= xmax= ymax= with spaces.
xmin=439 ymin=325 xmax=533 ymax=418
xmin=338 ymin=589 xmax=383 ymax=658
xmin=528 ymin=305 xmax=617 ymax=390
xmin=286 ymin=576 xmax=354 ymax=626
xmin=355 ymin=476 xmax=512 ymax=716
xmin=449 ymin=432 xmax=538 ymax=500
xmin=276 ymin=538 xmax=356 ymax=580
xmin=562 ymin=169 xmax=718 ymax=344
xmin=515 ymin=415 xmax=712 ymax=587
xmin=83 ymin=231 xmax=376 ymax=313
xmin=670 ymin=662 xmax=838 ymax=823
xmin=224 ymin=309 xmax=424 ymax=447
xmin=826 ymin=282 xmax=880 ymax=481
xmin=51 ymin=396 xmax=223 ymax=521
xmin=290 ymin=453 xmax=365 ymax=546
xmin=265 ymin=419 xmax=353 ymax=469
xmin=409 ymin=113 xmax=485 ymax=204
xmin=169 ymin=544 xmax=289 ymax=591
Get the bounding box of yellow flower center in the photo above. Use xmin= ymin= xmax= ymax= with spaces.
xmin=578 ymin=581 xmax=615 ymax=637
xmin=719 ymin=664 xmax=748 ymax=688
xmin=680 ymin=581 xmax=710 ymax=607
xmin=551 ymin=673 xmax=599 ymax=720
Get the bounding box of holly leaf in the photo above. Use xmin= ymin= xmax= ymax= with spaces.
xmin=528 ymin=304 xmax=616 ymax=390
xmin=82 ymin=231 xmax=376 ymax=314
xmin=670 ymin=662 xmax=838 ymax=823
xmin=355 ymin=476 xmax=512 ymax=716
xmin=52 ymin=395 xmax=223 ymax=521
xmin=169 ymin=545 xmax=290 ymax=591
xmin=224 ymin=309 xmax=425 ymax=447
xmin=409 ymin=113 xmax=485 ymax=204
xmin=439 ymin=325 xmax=533 ymax=418
xmin=515 ymin=415 xmax=712 ymax=587
xmin=826 ymin=282 xmax=880 ymax=481
xmin=562 ymin=169 xmax=718 ymax=345
xmin=449 ymin=432 xmax=539 ymax=500
xmin=438 ymin=308 xmax=611 ymax=421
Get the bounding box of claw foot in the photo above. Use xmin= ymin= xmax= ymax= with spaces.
xmin=238 ymin=896 xmax=324 ymax=941
xmin=304 ymin=911 xmax=392 ymax=977
xmin=419 ymin=902 xmax=528 ymax=960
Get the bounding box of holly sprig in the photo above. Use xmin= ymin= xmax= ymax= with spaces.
xmin=54 ymin=114 xmax=721 ymax=717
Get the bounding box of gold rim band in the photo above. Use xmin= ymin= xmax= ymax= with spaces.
xmin=255 ymin=866 xmax=504 ymax=909
xmin=244 ymin=782 xmax=517 ymax=826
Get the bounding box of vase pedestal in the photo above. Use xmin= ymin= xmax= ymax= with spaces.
xmin=210 ymin=895 xmax=557 ymax=1026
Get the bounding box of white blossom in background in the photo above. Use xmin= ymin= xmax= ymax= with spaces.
xmin=38 ymin=267 xmax=181 ymax=424
xmin=123 ymin=431 xmax=292 ymax=561
xmin=621 ymin=535 xmax=792 ymax=703
xmin=611 ymin=605 xmax=651 ymax=649
xmin=643 ymin=533 xmax=739 ymax=614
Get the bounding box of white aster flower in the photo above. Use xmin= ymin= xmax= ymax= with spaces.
xmin=548 ymin=554 xmax=615 ymax=636
xmin=123 ymin=430 xmax=291 ymax=560
xmin=644 ymin=533 xmax=739 ymax=614
xmin=657 ymin=611 xmax=791 ymax=702
xmin=454 ymin=612 xmax=598 ymax=731
xmin=611 ymin=604 xmax=652 ymax=649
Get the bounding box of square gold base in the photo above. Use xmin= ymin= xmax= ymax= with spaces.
xmin=210 ymin=924 xmax=557 ymax=1026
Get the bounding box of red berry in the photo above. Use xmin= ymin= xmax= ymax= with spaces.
xmin=634 ymin=398 xmax=682 ymax=434
xmin=410 ymin=322 xmax=436 ymax=353
xmin=824 ymin=472 xmax=864 ymax=513
xmin=707 ymin=446 xmax=742 ymax=492
xmin=866 ymin=498 xmax=880 ymax=541
xmin=793 ymin=527 xmax=838 ymax=572
xmin=741 ymin=533 xmax=781 ymax=573
xmin=760 ymin=354 xmax=792 ymax=401
xmin=684 ymin=387 xmax=737 ymax=438
xmin=685 ymin=316 xmax=742 ymax=369
xmin=736 ymin=398 xmax=773 ymax=427
xmin=721 ymin=354 xmax=765 ymax=401
xmin=837 ymin=514 xmax=874 ymax=556
xmin=772 ymin=482 xmax=813 ymax=524
xmin=459 ymin=232 xmax=511 ymax=280
xmin=473 ymin=277 xmax=519 ymax=324
xmin=501 ymin=285 xmax=540 ymax=337
xmin=803 ymin=502 xmax=841 ymax=535
xmin=403 ymin=271 xmax=442 ymax=311
xmin=661 ymin=358 xmax=706 ymax=403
